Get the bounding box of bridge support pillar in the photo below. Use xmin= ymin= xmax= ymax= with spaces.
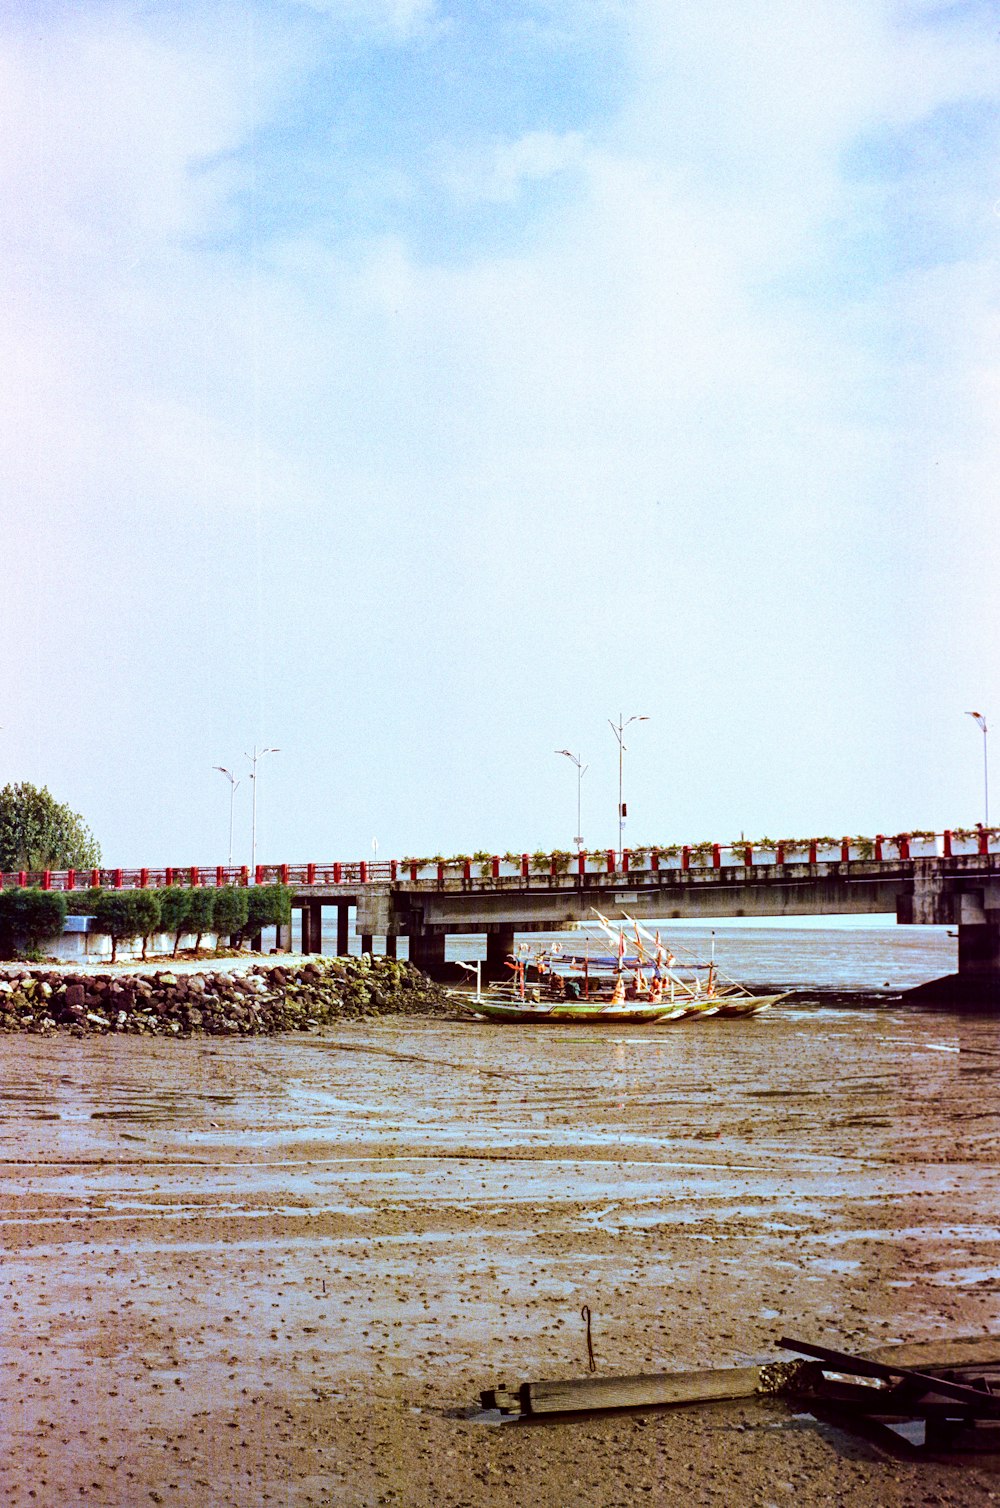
xmin=905 ymin=911 xmax=1000 ymax=1012
xmin=300 ymin=900 xmax=323 ymax=954
xmin=275 ymin=921 xmax=292 ymax=952
xmin=384 ymin=934 xmax=397 ymax=959
xmin=486 ymin=927 xmax=516 ymax=981
xmin=409 ymin=928 xmax=446 ymax=979
xmin=360 ymin=933 xmax=374 ymax=956
xmin=336 ymin=903 xmax=350 ymax=957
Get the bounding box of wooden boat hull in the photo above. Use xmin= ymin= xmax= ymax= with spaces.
xmin=468 ymin=995 xmax=782 ymax=1024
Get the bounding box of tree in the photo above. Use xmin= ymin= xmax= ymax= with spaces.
xmin=186 ymin=889 xmax=216 ymax=956
xmin=93 ymin=892 xmax=149 ymax=964
xmin=159 ymin=887 xmax=192 ymax=958
xmin=240 ymin=884 xmax=291 ymax=948
xmin=212 ymin=886 xmax=249 ymax=946
xmin=0 ymin=888 xmax=68 ymax=958
xmin=131 ymin=891 xmax=162 ymax=961
xmin=0 ymin=783 xmax=100 ymax=872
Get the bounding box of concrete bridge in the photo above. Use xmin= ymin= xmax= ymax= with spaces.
xmin=9 ymin=830 xmax=1000 ymax=1005
xmin=312 ymin=849 xmax=999 ymax=1007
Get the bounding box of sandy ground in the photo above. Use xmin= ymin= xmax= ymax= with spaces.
xmin=2 ymin=1001 xmax=1000 ymax=1507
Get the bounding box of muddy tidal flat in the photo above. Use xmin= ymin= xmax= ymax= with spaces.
xmin=2 ymin=1004 xmax=1000 ymax=1507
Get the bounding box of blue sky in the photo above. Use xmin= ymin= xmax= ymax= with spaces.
xmin=0 ymin=0 xmax=997 ymax=865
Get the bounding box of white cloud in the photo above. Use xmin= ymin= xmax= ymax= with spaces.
xmin=436 ymin=130 xmax=588 ymax=203
xmin=2 ymin=0 xmax=998 ymax=856
xmin=283 ymin=0 xmax=437 ymax=39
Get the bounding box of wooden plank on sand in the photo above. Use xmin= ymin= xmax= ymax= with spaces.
xmin=482 ymin=1366 xmax=764 ymax=1416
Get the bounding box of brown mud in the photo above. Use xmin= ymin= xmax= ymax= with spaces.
xmin=2 ymin=1002 xmax=999 ymax=1506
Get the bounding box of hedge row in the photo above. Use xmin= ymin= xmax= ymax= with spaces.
xmin=0 ymin=885 xmax=292 ymax=962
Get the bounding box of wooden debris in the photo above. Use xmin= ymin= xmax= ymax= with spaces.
xmin=778 ymin=1336 xmax=1000 ymax=1417
xmin=479 ymin=1334 xmax=1000 ymax=1453
xmin=482 ymin=1365 xmax=764 ymax=1416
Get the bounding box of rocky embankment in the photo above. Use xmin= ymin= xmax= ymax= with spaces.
xmin=0 ymin=956 xmax=454 ymax=1036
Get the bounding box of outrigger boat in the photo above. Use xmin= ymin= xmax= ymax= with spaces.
xmin=465 ymin=911 xmax=785 ymax=1024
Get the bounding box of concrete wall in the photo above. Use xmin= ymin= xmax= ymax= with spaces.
xmin=44 ymin=919 xmax=233 ymax=963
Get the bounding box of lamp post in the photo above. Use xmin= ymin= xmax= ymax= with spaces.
xmin=608 ymin=713 xmax=648 ymax=861
xmin=245 ymin=745 xmax=280 ymax=875
xmin=555 ymin=750 xmax=588 ymax=850
xmin=212 ymin=765 xmax=240 ymax=867
xmin=966 ymin=711 xmax=989 ymax=829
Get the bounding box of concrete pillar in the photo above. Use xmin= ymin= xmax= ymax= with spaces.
xmin=360 ymin=933 xmax=374 ymax=955
xmin=336 ymin=903 xmax=350 ymax=957
xmin=384 ymin=934 xmax=397 ymax=959
xmin=958 ymin=921 xmax=1000 ymax=981
xmin=303 ymin=899 xmax=323 ymax=955
xmin=905 ymin=915 xmax=1000 ymax=1011
xmin=275 ymin=922 xmax=292 ymax=952
xmin=410 ymin=928 xmax=446 ymax=979
xmin=486 ymin=927 xmax=516 ymax=981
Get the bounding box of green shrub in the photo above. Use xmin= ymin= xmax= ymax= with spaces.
xmin=131 ymin=891 xmax=162 ymax=960
xmin=212 ymin=886 xmax=249 ymax=944
xmin=185 ymin=889 xmax=216 ymax=955
xmin=93 ymin=891 xmax=152 ymax=963
xmin=158 ymin=887 xmax=192 ymax=957
xmin=241 ymin=884 xmax=292 ymax=946
xmin=0 ymin=887 xmax=68 ymax=958
xmin=65 ymin=888 xmax=102 ymax=916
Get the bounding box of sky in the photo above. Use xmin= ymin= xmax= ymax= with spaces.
xmin=0 ymin=0 xmax=997 ymax=867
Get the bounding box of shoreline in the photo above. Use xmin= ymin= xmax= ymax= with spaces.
xmin=2 ymin=1010 xmax=998 ymax=1505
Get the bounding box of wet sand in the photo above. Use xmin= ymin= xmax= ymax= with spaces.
xmin=2 ymin=1003 xmax=1000 ymax=1506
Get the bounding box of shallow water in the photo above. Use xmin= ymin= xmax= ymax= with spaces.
xmin=303 ymin=913 xmax=956 ymax=991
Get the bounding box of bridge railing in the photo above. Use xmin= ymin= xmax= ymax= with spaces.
xmin=1 ymin=829 xmax=997 ymax=894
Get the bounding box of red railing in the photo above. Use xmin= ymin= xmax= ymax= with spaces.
xmin=0 ymin=829 xmax=993 ymax=892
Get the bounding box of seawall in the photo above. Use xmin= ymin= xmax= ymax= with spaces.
xmin=0 ymin=956 xmax=452 ymax=1037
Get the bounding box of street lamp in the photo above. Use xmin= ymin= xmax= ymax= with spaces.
xmin=966 ymin=711 xmax=989 ymax=829
xmin=608 ymin=713 xmax=649 ymax=861
xmin=213 ymin=765 xmax=240 ymax=867
xmin=245 ymin=745 xmax=280 ymax=875
xmin=555 ymin=750 xmax=588 ymax=850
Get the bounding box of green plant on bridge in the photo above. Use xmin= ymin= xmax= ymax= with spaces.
xmin=472 ymin=850 xmax=495 ymax=878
